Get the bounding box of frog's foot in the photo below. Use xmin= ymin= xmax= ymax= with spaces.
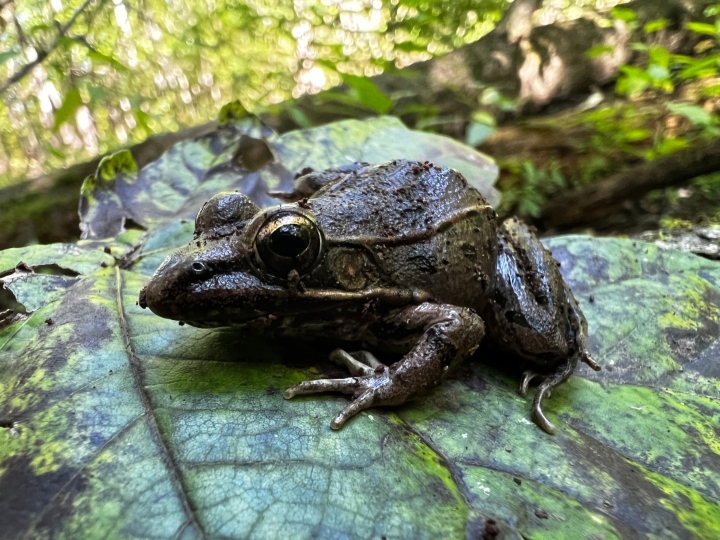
xmin=282 ymin=357 xmax=401 ymax=430
xmin=518 ymin=360 xmax=575 ymax=435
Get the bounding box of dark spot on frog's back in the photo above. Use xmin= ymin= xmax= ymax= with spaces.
xmin=505 ymin=310 xmax=531 ymax=328
xmin=408 ymin=254 xmax=438 ymax=274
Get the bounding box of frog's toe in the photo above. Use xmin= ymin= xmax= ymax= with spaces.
xmin=582 ymin=351 xmax=601 ymax=371
xmin=330 ymin=389 xmax=375 ymax=430
xmin=283 ymin=377 xmax=361 ymax=399
xmin=531 ymin=384 xmax=556 ymax=435
xmin=521 ymin=359 xmax=576 ymax=434
xmin=520 ymin=372 xmax=557 ymax=433
xmin=519 ymin=370 xmax=539 ymax=396
xmin=349 ymin=350 xmax=383 ymax=369
xmin=284 ymin=366 xmax=399 ymax=429
xmin=329 ymin=348 xmax=379 ymax=375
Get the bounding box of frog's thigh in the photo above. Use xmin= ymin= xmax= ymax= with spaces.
xmin=382 ymin=302 xmax=485 ymax=378
xmin=490 ymin=218 xmax=570 ymax=359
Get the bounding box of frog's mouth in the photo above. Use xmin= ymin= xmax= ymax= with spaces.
xmin=140 ymin=266 xmax=434 ymax=328
xmin=139 ymin=269 xmax=278 ymax=323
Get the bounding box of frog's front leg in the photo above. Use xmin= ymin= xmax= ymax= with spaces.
xmin=283 ymin=303 xmax=485 ymax=429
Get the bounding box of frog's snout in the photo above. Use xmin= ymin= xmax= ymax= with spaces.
xmin=138 ymin=286 xmax=148 ymax=309
xmin=138 ymin=252 xmax=189 ymax=321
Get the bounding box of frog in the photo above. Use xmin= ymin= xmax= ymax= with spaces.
xmin=139 ymin=159 xmax=600 ymax=434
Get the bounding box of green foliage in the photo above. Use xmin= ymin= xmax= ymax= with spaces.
xmin=693 ymin=172 xmax=720 ymax=199
xmin=499 ymin=160 xmax=565 ymax=218
xmin=465 ymin=110 xmax=496 ymax=147
xmin=541 ymin=3 xmax=720 ymax=204
xmin=610 ymin=6 xmax=637 ymax=23
xmin=615 ymin=4 xmax=720 ymax=125
xmin=658 ymin=216 xmax=695 ymax=230
xmin=0 ymin=0 xmax=508 ymax=188
xmin=52 ymin=87 xmax=82 ymax=131
xmin=667 ymin=102 xmax=720 ymax=134
xmin=575 ymin=104 xmax=656 ymax=158
xmin=341 ymin=74 xmax=393 ymax=114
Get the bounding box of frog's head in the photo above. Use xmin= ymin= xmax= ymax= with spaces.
xmin=139 ymin=191 xmax=328 ymax=327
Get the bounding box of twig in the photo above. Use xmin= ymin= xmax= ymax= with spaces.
xmin=0 ymin=0 xmax=106 ymax=94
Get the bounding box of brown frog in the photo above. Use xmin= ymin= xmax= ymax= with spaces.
xmin=139 ymin=160 xmax=599 ymax=434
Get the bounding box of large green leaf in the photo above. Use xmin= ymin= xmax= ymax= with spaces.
xmin=2 ymin=117 xmax=719 ymax=539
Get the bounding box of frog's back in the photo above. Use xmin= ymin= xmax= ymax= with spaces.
xmin=307 ymin=160 xmax=498 ymax=310
xmin=308 ymin=160 xmax=481 ymax=239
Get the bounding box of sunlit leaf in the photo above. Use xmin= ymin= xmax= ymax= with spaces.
xmin=679 ymin=55 xmax=720 ymax=80
xmin=616 ymin=66 xmax=652 ymax=97
xmin=647 ymin=64 xmax=670 ymax=81
xmin=56 ymin=36 xmax=78 ymax=49
xmin=652 ymin=137 xmax=689 ymax=156
xmin=52 ymin=88 xmax=82 ymax=131
xmin=465 ymin=121 xmax=494 ymax=147
xmin=0 ymin=51 xmax=19 ymax=66
xmin=87 ymin=49 xmax=128 ymax=72
xmin=623 ymin=129 xmax=651 ymax=142
xmin=586 ymin=45 xmax=614 ymax=59
xmin=648 ymin=46 xmax=671 ymax=68
xmin=342 ymin=74 xmax=394 ymax=114
xmin=644 ymin=19 xmax=669 ymax=33
xmin=701 ymin=84 xmax=720 ymax=96
xmin=611 ymin=6 xmax=637 ymax=22
xmin=133 ymin=110 xmax=152 ymax=133
xmin=685 ymin=22 xmax=719 ymax=36
xmin=667 ymin=102 xmax=717 ymax=126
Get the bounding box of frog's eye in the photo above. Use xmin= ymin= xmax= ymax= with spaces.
xmin=195 ymin=192 xmax=259 ymax=235
xmin=254 ymin=210 xmax=323 ymax=277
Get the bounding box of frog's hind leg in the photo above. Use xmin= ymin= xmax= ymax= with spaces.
xmin=486 ymin=218 xmax=599 ymax=434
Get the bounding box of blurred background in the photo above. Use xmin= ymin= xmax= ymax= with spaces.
xmin=1 ymin=0 xmax=719 ymax=250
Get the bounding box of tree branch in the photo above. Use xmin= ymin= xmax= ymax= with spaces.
xmin=0 ymin=0 xmax=104 ymax=94
xmin=541 ymin=139 xmax=720 ymax=227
